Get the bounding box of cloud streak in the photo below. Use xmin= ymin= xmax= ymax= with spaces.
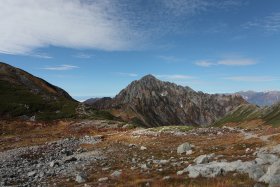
xmin=244 ymin=12 xmax=280 ymax=33
xmin=42 ymin=65 xmax=79 ymax=71
xmin=195 ymin=58 xmax=257 ymax=67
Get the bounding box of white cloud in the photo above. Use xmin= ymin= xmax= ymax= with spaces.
xmin=117 ymin=72 xmax=138 ymax=77
xmin=195 ymin=60 xmax=216 ymax=67
xmin=42 ymin=64 xmax=79 ymax=71
xmin=218 ymin=58 xmax=257 ymax=66
xmin=224 ymin=76 xmax=279 ymax=82
xmin=0 ymin=0 xmax=246 ymax=55
xmin=0 ymin=0 xmax=136 ymax=55
xmin=155 ymin=74 xmax=195 ymax=80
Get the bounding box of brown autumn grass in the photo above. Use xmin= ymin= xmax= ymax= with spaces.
xmin=1 ymin=119 xmax=278 ymax=186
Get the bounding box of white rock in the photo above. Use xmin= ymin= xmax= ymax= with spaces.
xmin=186 ymin=150 xmax=193 ymax=155
xmin=140 ymin=146 xmax=147 ymax=151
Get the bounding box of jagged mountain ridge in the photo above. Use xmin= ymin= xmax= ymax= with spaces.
xmin=88 ymin=75 xmax=247 ymax=127
xmin=235 ymin=91 xmax=280 ymax=106
xmin=0 ymin=62 xmax=77 ymax=119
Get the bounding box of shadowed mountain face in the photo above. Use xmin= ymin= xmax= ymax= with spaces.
xmin=235 ymin=91 xmax=280 ymax=106
xmin=87 ymin=75 xmax=247 ymax=127
xmin=0 ymin=62 xmax=77 ymax=120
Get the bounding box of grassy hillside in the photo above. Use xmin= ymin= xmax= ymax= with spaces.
xmin=0 ymin=80 xmax=78 ymax=120
xmin=215 ymin=103 xmax=280 ymax=127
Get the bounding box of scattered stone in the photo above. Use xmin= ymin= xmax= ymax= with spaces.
xmin=141 ymin=164 xmax=148 ymax=170
xmin=98 ymin=177 xmax=109 ymax=182
xmin=27 ymin=171 xmax=36 ymax=177
xmin=162 ymin=176 xmax=171 ymax=180
xmin=49 ymin=161 xmax=59 ymax=167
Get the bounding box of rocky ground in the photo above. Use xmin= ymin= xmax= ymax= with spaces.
xmin=1 ymin=120 xmax=280 ymax=186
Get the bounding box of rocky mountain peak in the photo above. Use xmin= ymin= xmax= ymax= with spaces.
xmin=89 ymin=75 xmax=247 ymax=127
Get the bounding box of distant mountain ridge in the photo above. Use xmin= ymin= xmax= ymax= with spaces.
xmin=235 ymin=91 xmax=280 ymax=106
xmin=86 ymin=75 xmax=247 ymax=127
xmin=0 ymin=62 xmax=77 ymax=120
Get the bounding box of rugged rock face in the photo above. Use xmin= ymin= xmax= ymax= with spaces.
xmin=0 ymin=62 xmax=77 ymax=119
xmin=235 ymin=91 xmax=280 ymax=106
xmin=89 ymin=75 xmax=247 ymax=127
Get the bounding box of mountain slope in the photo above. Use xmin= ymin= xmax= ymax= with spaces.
xmin=0 ymin=62 xmax=78 ymax=120
xmin=235 ymin=91 xmax=280 ymax=106
xmin=87 ymin=75 xmax=247 ymax=127
xmin=215 ymin=102 xmax=280 ymax=127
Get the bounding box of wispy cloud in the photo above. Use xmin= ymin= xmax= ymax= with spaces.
xmin=117 ymin=72 xmax=138 ymax=77
xmin=244 ymin=12 xmax=280 ymax=33
xmin=74 ymin=53 xmax=94 ymax=59
xmin=42 ymin=65 xmax=79 ymax=71
xmin=195 ymin=60 xmax=216 ymax=67
xmin=158 ymin=55 xmax=184 ymax=63
xmin=218 ymin=58 xmax=256 ymax=66
xmin=224 ymin=76 xmax=279 ymax=82
xmin=155 ymin=74 xmax=195 ymax=80
xmin=31 ymin=53 xmax=52 ymax=59
xmin=195 ymin=58 xmax=257 ymax=67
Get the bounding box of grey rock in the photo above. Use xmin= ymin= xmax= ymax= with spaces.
xmin=259 ymin=160 xmax=280 ymax=185
xmin=177 ymin=143 xmax=192 ymax=154
xmin=75 ymin=173 xmax=87 ymax=183
xmin=194 ymin=154 xmax=215 ymax=164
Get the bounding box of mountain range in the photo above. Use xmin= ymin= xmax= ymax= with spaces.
xmin=1 ymin=62 xmax=280 ymax=128
xmin=235 ymin=91 xmax=280 ymax=106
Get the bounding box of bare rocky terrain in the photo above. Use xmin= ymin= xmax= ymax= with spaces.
xmin=1 ymin=119 xmax=280 ymax=187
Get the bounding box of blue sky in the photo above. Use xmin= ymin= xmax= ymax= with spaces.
xmin=0 ymin=0 xmax=280 ymax=101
